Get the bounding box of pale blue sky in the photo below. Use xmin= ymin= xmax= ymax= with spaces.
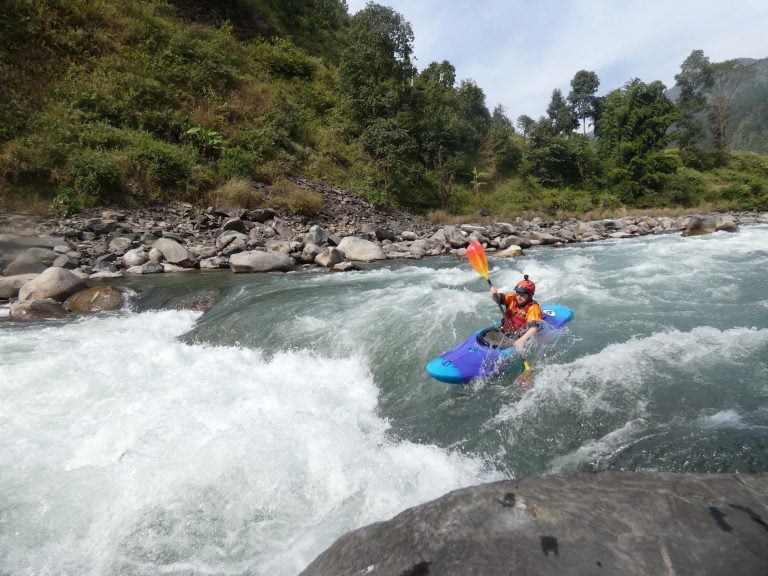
xmin=345 ymin=0 xmax=768 ymax=119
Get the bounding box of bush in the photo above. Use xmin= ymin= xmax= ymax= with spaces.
xmin=128 ymin=137 xmax=192 ymax=193
xmin=217 ymin=147 xmax=263 ymax=179
xmin=208 ymin=177 xmax=263 ymax=209
xmin=268 ymin=177 xmax=322 ymax=215
xmin=255 ymin=37 xmax=316 ymax=79
xmin=50 ymin=148 xmax=126 ymax=213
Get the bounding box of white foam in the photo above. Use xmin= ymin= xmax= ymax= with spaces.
xmin=0 ymin=310 xmax=498 ymax=575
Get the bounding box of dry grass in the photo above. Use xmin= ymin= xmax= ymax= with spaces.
xmin=207 ymin=177 xmax=264 ymax=210
xmin=267 ymin=178 xmax=322 ymax=215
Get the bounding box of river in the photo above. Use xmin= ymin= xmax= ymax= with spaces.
xmin=2 ymin=225 xmax=767 ymax=575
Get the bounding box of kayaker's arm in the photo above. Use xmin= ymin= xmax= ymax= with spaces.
xmin=513 ymin=322 xmax=540 ymax=349
xmin=490 ymin=286 xmax=507 ymax=308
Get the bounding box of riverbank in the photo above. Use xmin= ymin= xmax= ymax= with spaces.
xmin=2 ymin=179 xmax=768 ymax=315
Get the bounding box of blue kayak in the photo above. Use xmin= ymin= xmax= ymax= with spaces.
xmin=425 ymin=303 xmax=574 ymax=384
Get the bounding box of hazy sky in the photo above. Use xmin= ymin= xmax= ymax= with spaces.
xmin=344 ymin=0 xmax=768 ymax=120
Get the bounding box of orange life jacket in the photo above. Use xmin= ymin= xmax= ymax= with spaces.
xmin=501 ymin=296 xmax=543 ymax=334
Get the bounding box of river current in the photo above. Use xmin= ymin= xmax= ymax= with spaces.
xmin=2 ymin=225 xmax=767 ymax=575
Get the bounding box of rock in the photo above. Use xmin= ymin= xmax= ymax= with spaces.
xmin=716 ymin=215 xmax=739 ymax=233
xmin=88 ymin=270 xmax=123 ymax=278
xmin=682 ymin=215 xmax=717 ymax=237
xmin=229 ymin=251 xmax=295 ymax=273
xmin=315 ymin=247 xmax=343 ymax=268
xmin=337 ymin=236 xmax=387 ymax=261
xmin=109 ymin=237 xmax=133 ymax=254
xmin=300 ymin=472 xmax=768 ymax=576
xmin=52 ymin=254 xmax=79 ymax=269
xmin=496 ymin=245 xmax=524 ymax=258
xmin=152 ymin=238 xmax=195 ymax=267
xmin=140 ymin=261 xmax=164 ymax=274
xmin=525 ymin=230 xmax=561 ymax=245
xmin=3 ymin=248 xmax=56 ymax=275
xmin=221 ymin=218 xmax=249 ymax=233
xmin=18 ymin=267 xmax=86 ymax=302
xmin=332 ymin=261 xmax=358 ymax=272
xmin=0 ymin=273 xmax=39 ymax=299
xmin=9 ymin=298 xmax=66 ymax=321
xmin=305 ymin=224 xmax=330 ymax=246
xmin=400 ymin=230 xmax=418 ymax=241
xmin=199 ymin=256 xmax=228 ymax=269
xmin=432 ymin=226 xmax=467 ymax=249
xmin=123 ymin=248 xmax=149 ymax=267
xmin=66 ymin=285 xmax=125 ymax=312
xmin=300 ymin=242 xmax=322 ymax=263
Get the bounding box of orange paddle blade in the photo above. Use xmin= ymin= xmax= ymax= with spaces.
xmin=466 ymin=240 xmax=489 ymax=280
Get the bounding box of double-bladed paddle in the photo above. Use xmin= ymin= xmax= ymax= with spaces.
xmin=466 ymin=240 xmax=506 ymax=317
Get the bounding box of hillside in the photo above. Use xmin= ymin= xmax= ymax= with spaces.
xmin=1 ymin=1 xmax=767 ymax=217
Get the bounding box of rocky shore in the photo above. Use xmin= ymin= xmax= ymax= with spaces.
xmin=2 ymin=178 xmax=767 ymax=320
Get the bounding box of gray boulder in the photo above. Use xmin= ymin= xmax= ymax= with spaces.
xmin=315 ymin=247 xmax=343 ymax=268
xmin=0 ymin=273 xmax=39 ymax=299
xmin=152 ymin=238 xmax=195 ymax=267
xmin=3 ymin=248 xmax=56 ymax=275
xmin=305 ymin=224 xmax=330 ymax=246
xmin=301 ymin=472 xmax=768 ymax=576
xmin=337 ymin=236 xmax=386 ymax=261
xmin=123 ymin=248 xmax=149 ymax=267
xmin=229 ymin=251 xmax=294 ymax=273
xmin=18 ymin=267 xmax=86 ymax=302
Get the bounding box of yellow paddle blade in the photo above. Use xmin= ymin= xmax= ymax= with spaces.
xmin=466 ymin=240 xmax=489 ymax=280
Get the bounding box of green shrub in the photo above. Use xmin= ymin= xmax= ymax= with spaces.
xmin=128 ymin=137 xmax=192 ymax=193
xmin=217 ymin=148 xmax=263 ymax=179
xmin=50 ymin=148 xmax=126 ymax=213
xmin=255 ymin=37 xmax=316 ymax=79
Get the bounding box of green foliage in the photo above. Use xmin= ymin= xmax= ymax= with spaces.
xmin=255 ymin=37 xmax=316 ymax=79
xmin=128 ymin=137 xmax=193 ymax=195
xmin=50 ymin=148 xmax=126 ymax=213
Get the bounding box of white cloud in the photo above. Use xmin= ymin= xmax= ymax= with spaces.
xmin=345 ymin=0 xmax=768 ymax=119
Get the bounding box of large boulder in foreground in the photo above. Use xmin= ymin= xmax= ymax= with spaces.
xmin=18 ymin=267 xmax=86 ymax=302
xmin=229 ymin=250 xmax=295 ymax=273
xmin=300 ymin=472 xmax=768 ymax=576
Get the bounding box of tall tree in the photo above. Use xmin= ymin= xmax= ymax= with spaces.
xmin=568 ymin=70 xmax=600 ymax=135
xmin=339 ymin=3 xmax=415 ymax=125
xmin=485 ymin=105 xmax=520 ymax=175
xmin=547 ymin=88 xmax=578 ymax=135
xmin=674 ymin=49 xmax=713 ymax=152
xmin=708 ymin=59 xmax=754 ymax=160
xmin=597 ymin=79 xmax=679 ymax=201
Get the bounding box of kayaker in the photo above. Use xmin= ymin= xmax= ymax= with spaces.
xmin=490 ymin=275 xmax=543 ymax=349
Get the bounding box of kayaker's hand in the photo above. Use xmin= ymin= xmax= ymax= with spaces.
xmin=490 ymin=286 xmax=498 ymax=299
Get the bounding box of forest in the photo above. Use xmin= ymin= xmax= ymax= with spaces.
xmin=1 ymin=0 xmax=767 ymax=219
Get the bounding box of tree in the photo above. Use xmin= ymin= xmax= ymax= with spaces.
xmin=359 ymin=116 xmax=415 ymax=207
xmin=546 ymin=88 xmax=578 ymax=135
xmin=485 ymin=105 xmax=521 ymax=175
xmin=455 ymin=79 xmax=491 ymax=152
xmin=674 ymin=49 xmax=713 ymax=152
xmin=597 ymin=79 xmax=679 ymax=202
xmin=339 ymin=3 xmax=415 ymax=125
xmin=708 ymin=59 xmax=754 ymax=160
xmin=568 ymin=70 xmax=600 ymax=135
